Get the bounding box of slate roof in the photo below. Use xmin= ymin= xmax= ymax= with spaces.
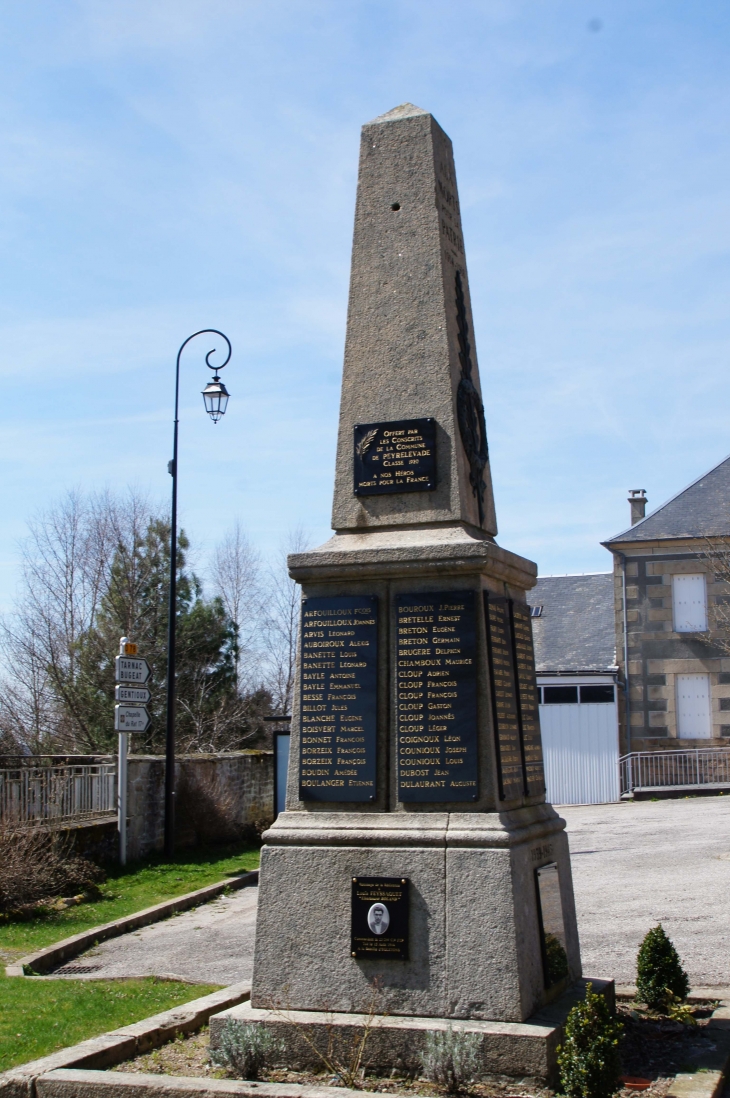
xmin=526 ymin=573 xmax=617 ymax=674
xmin=604 ymin=453 xmax=730 ymax=544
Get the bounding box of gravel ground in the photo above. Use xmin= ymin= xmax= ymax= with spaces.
xmin=51 ymin=884 xmax=258 ymax=985
xmin=561 ymin=796 xmax=730 ymax=988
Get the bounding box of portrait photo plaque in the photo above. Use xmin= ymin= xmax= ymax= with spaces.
xmin=353 ymin=418 xmax=436 ymax=496
xmin=299 ymin=595 xmax=377 ymax=802
xmin=395 ymin=590 xmax=478 ymax=802
xmin=351 ymin=876 xmax=409 ymax=960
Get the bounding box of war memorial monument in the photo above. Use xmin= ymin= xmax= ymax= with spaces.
xmin=214 ymin=103 xmax=610 ymax=1080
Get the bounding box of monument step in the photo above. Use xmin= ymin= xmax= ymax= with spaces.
xmin=210 ymin=977 xmax=614 ymax=1085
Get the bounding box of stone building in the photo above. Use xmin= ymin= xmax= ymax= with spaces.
xmin=603 ymin=457 xmax=730 ymax=752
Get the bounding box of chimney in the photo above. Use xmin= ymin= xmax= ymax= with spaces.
xmin=628 ymin=488 xmax=647 ymax=525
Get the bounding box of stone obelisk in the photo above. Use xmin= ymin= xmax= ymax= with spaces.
xmin=248 ymin=104 xmax=585 ymax=1034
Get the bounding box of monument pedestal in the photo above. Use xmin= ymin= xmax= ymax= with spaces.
xmin=251 ymin=528 xmax=582 ymax=1024
xmin=252 ymin=805 xmax=579 ymax=1022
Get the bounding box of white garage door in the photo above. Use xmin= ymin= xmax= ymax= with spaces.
xmin=540 ymin=700 xmax=620 ymax=805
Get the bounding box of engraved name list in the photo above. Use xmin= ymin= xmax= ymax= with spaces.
xmin=395 ymin=590 xmax=478 ymax=802
xmin=299 ymin=596 xmax=378 ymax=802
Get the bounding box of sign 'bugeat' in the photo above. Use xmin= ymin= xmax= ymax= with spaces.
xmin=115 ymin=656 xmax=151 ymax=684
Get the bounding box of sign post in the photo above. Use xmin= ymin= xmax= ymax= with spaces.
xmin=118 ymin=730 xmax=129 ymax=865
xmin=116 ymin=637 xmax=152 ymax=866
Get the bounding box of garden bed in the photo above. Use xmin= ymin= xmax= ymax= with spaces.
xmin=108 ymin=999 xmax=722 ymax=1098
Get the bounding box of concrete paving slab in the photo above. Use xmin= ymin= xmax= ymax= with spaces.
xmin=42 ymin=798 xmax=730 ymax=990
xmin=50 ymin=888 xmax=258 ymax=986
xmin=561 ymin=797 xmax=730 ymax=988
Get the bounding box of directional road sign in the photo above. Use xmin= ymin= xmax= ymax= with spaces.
xmin=115 ymin=685 xmax=151 ymax=704
xmin=114 ymin=705 xmax=150 ymax=732
xmin=115 ymin=656 xmax=151 ymax=684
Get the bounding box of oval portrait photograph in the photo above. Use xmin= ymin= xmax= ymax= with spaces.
xmin=367 ymin=902 xmax=390 ymax=935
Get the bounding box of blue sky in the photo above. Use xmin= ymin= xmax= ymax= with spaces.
xmin=1 ymin=0 xmax=729 ymax=604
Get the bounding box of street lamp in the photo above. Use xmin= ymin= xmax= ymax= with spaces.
xmin=165 ymin=329 xmax=231 ymax=858
xmin=201 ymin=377 xmax=230 ymax=423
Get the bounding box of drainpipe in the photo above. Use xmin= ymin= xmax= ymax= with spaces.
xmin=618 ymin=550 xmax=631 ymax=757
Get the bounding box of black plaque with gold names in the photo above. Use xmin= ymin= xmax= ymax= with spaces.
xmin=351 ymin=876 xmax=409 ymax=960
xmin=299 ymin=595 xmax=377 ymax=802
xmin=510 ymin=600 xmax=546 ymax=796
xmin=395 ymin=590 xmax=478 ymax=802
xmin=484 ymin=594 xmax=526 ymax=801
xmin=354 ymin=418 xmax=436 ymax=496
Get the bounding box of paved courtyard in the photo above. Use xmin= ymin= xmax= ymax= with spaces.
xmin=562 ymin=796 xmax=730 ymax=989
xmin=48 ymin=797 xmax=730 ymax=991
xmin=53 ymin=883 xmax=258 ymax=985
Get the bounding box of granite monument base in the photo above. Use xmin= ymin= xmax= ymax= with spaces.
xmin=211 ymin=979 xmax=614 ymax=1085
xmin=251 ymin=805 xmax=580 ymax=1024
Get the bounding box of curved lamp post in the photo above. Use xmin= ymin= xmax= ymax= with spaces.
xmin=165 ymin=329 xmax=231 ymax=857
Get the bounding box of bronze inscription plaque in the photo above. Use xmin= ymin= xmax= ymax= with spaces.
xmin=395 ymin=590 xmax=478 ymax=802
xmin=354 ymin=418 xmax=436 ymax=495
xmin=351 ymin=876 xmax=409 ymax=960
xmin=299 ymin=595 xmax=377 ymax=802
xmin=484 ymin=594 xmax=525 ymax=801
xmin=511 ymin=600 xmax=546 ymax=796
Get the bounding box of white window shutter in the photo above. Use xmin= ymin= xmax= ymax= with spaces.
xmin=672 ymin=574 xmax=707 ymax=632
xmin=676 ymin=673 xmax=712 ymax=739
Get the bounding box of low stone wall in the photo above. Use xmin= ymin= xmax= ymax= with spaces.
xmin=127 ymin=751 xmax=274 ymax=861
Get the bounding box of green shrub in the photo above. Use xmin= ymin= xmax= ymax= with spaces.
xmin=419 ymin=1026 xmax=482 ymax=1094
xmin=210 ymin=1019 xmax=283 ymax=1079
xmin=557 ymin=983 xmax=623 ymax=1098
xmin=636 ymin=924 xmax=689 ymax=1011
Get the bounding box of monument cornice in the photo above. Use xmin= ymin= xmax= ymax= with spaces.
xmin=263 ymin=806 xmax=564 ymax=850
xmin=288 ymin=525 xmax=537 ymax=590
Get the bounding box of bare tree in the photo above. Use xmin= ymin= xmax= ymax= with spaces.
xmin=0 ymin=490 xmax=117 ymax=751
xmin=211 ymin=522 xmax=261 ymax=691
xmin=699 ymin=538 xmax=730 ymax=655
xmin=0 ymin=488 xmax=245 ymax=755
xmin=260 ymin=527 xmax=309 ymax=715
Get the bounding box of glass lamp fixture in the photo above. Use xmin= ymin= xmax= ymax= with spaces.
xmin=201 ymin=375 xmax=230 ymax=423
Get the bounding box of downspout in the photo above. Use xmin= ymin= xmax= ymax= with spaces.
xmin=618 ymin=550 xmax=631 ymax=756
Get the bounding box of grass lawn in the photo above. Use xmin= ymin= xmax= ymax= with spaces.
xmin=0 ymin=973 xmax=219 ymax=1072
xmin=0 ymin=842 xmax=260 ymax=958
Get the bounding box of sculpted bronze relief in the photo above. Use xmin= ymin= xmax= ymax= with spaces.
xmin=455 ymin=271 xmax=489 ymax=525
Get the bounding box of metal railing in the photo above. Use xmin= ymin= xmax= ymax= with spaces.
xmin=0 ymin=759 xmax=117 ymax=826
xmin=620 ymin=748 xmax=730 ymax=795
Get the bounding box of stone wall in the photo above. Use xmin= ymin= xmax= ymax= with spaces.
xmin=126 ymin=750 xmax=274 ymax=862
